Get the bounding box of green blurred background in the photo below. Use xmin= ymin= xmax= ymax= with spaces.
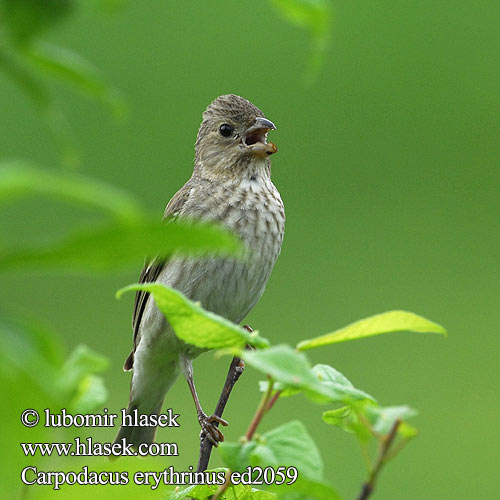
xmin=1 ymin=1 xmax=498 ymax=498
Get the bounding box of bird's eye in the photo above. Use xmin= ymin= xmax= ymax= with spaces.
xmin=219 ymin=124 xmax=233 ymax=137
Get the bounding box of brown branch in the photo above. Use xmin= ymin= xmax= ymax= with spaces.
xmin=196 ymin=325 xmax=253 ymax=473
xmin=196 ymin=355 xmax=245 ymax=472
xmin=356 ymin=419 xmax=401 ymax=500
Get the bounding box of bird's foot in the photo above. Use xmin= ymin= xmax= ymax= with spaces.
xmin=198 ymin=412 xmax=228 ymax=447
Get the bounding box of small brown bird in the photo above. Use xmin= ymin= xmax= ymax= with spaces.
xmin=115 ymin=94 xmax=285 ymax=448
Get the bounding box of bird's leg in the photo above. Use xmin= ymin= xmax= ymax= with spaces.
xmin=180 ymin=354 xmax=228 ymax=446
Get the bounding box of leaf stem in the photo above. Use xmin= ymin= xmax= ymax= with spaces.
xmin=245 ymin=378 xmax=275 ymax=441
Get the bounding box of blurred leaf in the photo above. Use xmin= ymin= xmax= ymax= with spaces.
xmin=0 ymin=161 xmax=143 ymax=221
xmin=0 ymin=54 xmax=80 ymax=166
xmin=322 ymin=405 xmax=372 ymax=443
xmin=70 ymin=374 xmax=108 ymax=413
xmin=269 ymin=476 xmax=341 ymax=500
xmin=219 ymin=421 xmax=323 ymax=482
xmin=1 ymin=0 xmax=74 ymax=43
xmin=398 ymin=421 xmax=418 ymax=439
xmin=321 ymin=406 xmax=351 ymax=427
xmin=0 ymin=49 xmax=50 ymax=108
xmin=247 ymin=346 xmax=374 ymax=404
xmin=269 ymin=0 xmax=332 ymax=83
xmin=118 ymin=283 xmax=269 ymax=349
xmin=168 ymin=476 xmax=275 ymax=499
xmin=0 ymin=313 xmax=62 ymax=393
xmin=297 ymin=310 xmax=447 ymax=351
xmin=58 ymin=344 xmax=109 ymax=412
xmin=363 ymin=404 xmax=418 ymax=435
xmin=323 ymin=402 xmax=418 ymax=442
xmin=59 ymin=344 xmax=108 ymax=392
xmin=0 ymin=218 xmax=242 ymax=274
xmin=21 ymin=41 xmax=126 ymax=117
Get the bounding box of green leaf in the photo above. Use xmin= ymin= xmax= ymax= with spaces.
xmin=220 ymin=421 xmax=323 ymax=482
xmin=244 ymin=345 xmax=316 ymax=390
xmin=398 ymin=421 xmax=418 ymax=439
xmin=0 ymin=50 xmax=50 ymax=109
xmin=21 ymin=41 xmax=126 ymax=117
xmin=297 ymin=310 xmax=447 ymax=351
xmin=166 ymin=483 xmax=218 ymax=500
xmin=321 ymin=406 xmax=352 ymax=427
xmin=312 ymin=364 xmax=374 ymax=402
xmin=70 ymin=374 xmax=108 ymax=413
xmin=2 ymin=0 xmax=73 ymax=42
xmin=363 ymin=404 xmax=418 ymax=435
xmin=322 ymin=405 xmax=372 ymax=443
xmin=0 ymin=161 xmax=143 ymax=222
xmin=217 ymin=441 xmax=258 ymax=472
xmin=257 ymin=421 xmax=323 ymax=481
xmin=167 ymin=478 xmax=275 ymax=500
xmin=0 ymin=313 xmax=62 ymax=394
xmin=0 ymin=218 xmax=242 ymax=274
xmin=248 ymin=346 xmax=374 ymax=404
xmin=117 ymin=283 xmax=269 ymax=350
xmin=323 ymin=402 xmax=418 ymax=443
xmin=269 ymin=476 xmax=342 ymax=500
xmin=269 ymin=0 xmax=332 ymax=83
xmin=58 ymin=344 xmax=109 ymax=393
xmin=57 ymin=344 xmax=109 ymax=412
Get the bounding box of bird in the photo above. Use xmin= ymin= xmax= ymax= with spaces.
xmin=114 ymin=94 xmax=285 ymax=449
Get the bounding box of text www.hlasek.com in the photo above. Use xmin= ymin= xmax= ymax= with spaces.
xmin=21 ymin=436 xmax=177 ymax=457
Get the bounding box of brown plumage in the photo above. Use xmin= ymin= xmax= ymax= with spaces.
xmin=115 ymin=94 xmax=285 ymax=448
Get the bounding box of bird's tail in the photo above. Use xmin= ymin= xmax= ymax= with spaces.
xmin=113 ymin=355 xmax=179 ymax=451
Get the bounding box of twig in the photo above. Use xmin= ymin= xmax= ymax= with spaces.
xmin=196 ymin=355 xmax=245 ymax=472
xmin=356 ymin=419 xmax=401 ymax=500
xmin=245 ymin=378 xmax=274 ymax=441
xmin=196 ymin=325 xmax=253 ymax=473
xmin=209 ymin=379 xmax=276 ymax=500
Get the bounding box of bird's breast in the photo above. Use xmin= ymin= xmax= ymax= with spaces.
xmin=159 ymin=175 xmax=285 ymax=325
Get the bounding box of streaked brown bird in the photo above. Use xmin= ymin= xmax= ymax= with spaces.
xmin=115 ymin=94 xmax=285 ymax=448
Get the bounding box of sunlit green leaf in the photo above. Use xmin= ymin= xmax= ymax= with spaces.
xmin=21 ymin=41 xmax=126 ymax=117
xmin=297 ymin=310 xmax=447 ymax=351
xmin=398 ymin=421 xmax=418 ymax=439
xmin=117 ymin=283 xmax=269 ymax=349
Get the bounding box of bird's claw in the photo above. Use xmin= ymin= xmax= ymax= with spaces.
xmin=198 ymin=412 xmax=228 ymax=447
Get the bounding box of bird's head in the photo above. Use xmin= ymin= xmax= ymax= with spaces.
xmin=194 ymin=94 xmax=277 ymax=178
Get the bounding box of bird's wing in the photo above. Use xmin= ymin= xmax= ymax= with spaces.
xmin=123 ymin=182 xmax=193 ymax=371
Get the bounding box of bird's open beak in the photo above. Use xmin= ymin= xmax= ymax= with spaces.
xmin=243 ymin=117 xmax=278 ymax=157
